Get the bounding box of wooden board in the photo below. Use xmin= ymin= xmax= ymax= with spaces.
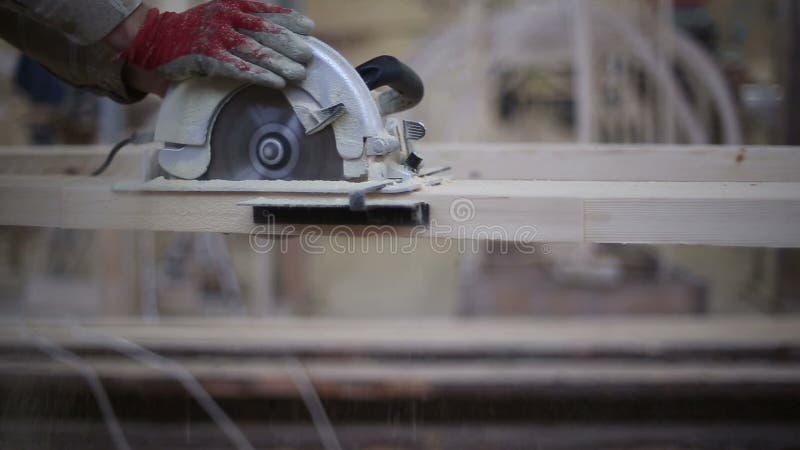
xmin=3 ymin=357 xmax=799 ymax=400
xmin=0 ymin=145 xmax=157 ymax=178
xmin=420 ymin=143 xmax=800 ymax=182
xmin=3 ymin=318 xmax=798 ymax=450
xmin=3 ymin=317 xmax=799 ymax=357
xmin=2 ymin=421 xmax=797 ymax=450
xmin=1 ymin=174 xmax=799 ymax=247
xmin=3 ymin=144 xmax=800 ymax=182
xmin=2 ymin=317 xmax=799 ymax=400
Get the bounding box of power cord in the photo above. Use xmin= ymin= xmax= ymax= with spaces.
xmin=91 ymin=131 xmax=155 ymax=176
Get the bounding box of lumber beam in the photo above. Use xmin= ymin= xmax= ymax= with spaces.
xmin=2 ymin=422 xmax=797 ymax=450
xmin=2 ymin=318 xmax=799 ymax=400
xmin=3 ymin=143 xmax=800 ymax=182
xmin=421 ymin=143 xmax=800 ymax=181
xmin=1 ymin=175 xmax=799 ymax=247
xmin=3 ymin=317 xmax=798 ymax=357
xmin=3 ymin=318 xmax=799 ymax=449
xmin=0 ymin=145 xmax=156 ymax=178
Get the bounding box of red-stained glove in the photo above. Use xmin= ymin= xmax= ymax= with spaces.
xmin=117 ymin=0 xmax=315 ymax=89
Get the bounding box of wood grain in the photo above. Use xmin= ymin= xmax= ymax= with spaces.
xmin=420 ymin=143 xmax=800 ymax=181
xmin=1 ymin=175 xmax=799 ymax=247
xmin=2 ymin=318 xmax=798 ymax=449
xmin=3 ymin=143 xmax=800 ymax=182
xmin=2 ymin=317 xmax=799 ymax=357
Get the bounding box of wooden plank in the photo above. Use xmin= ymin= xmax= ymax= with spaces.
xmin=2 ymin=317 xmax=798 ymax=357
xmin=3 ymin=319 xmax=798 ymax=448
xmin=2 ymin=357 xmax=799 ymax=399
xmin=420 ymin=143 xmax=800 ymax=181
xmin=3 ymin=144 xmax=800 ymax=182
xmin=3 ymin=421 xmax=798 ymax=450
xmin=0 ymin=145 xmax=156 ymax=177
xmin=3 ymin=318 xmax=799 ymax=401
xmin=2 ymin=175 xmax=799 ymax=247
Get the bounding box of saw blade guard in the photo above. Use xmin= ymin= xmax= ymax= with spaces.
xmin=154 ymin=37 xmax=426 ymax=181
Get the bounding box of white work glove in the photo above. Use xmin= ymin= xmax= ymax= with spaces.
xmin=117 ymin=0 xmax=315 ymax=89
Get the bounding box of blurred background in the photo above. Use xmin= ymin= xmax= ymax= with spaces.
xmin=1 ymin=1 xmax=800 ymax=449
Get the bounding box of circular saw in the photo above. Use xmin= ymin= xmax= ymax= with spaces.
xmin=152 ymin=38 xmax=436 ymax=192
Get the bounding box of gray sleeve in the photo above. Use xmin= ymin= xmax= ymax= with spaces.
xmin=1 ymin=0 xmax=142 ymax=44
xmin=0 ymin=4 xmax=147 ymax=103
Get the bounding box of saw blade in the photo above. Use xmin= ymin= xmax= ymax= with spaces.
xmin=205 ymin=85 xmax=343 ymax=181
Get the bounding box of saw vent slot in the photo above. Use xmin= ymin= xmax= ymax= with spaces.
xmin=252 ymin=203 xmax=430 ymax=227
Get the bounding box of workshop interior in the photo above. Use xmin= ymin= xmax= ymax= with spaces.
xmin=1 ymin=0 xmax=799 ymax=449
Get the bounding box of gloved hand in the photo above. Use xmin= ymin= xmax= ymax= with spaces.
xmin=117 ymin=0 xmax=315 ymax=89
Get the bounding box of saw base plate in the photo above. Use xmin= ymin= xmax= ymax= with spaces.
xmin=249 ymin=201 xmax=430 ymax=226
xmin=113 ymin=177 xmax=424 ymax=195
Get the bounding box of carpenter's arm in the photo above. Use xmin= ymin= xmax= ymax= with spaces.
xmin=1 ymin=0 xmax=316 ymax=101
xmin=103 ymin=3 xmax=170 ymax=96
xmin=0 ymin=2 xmax=148 ymax=103
xmin=1 ymin=0 xmax=143 ymax=44
xmin=1 ymin=0 xmax=166 ymax=96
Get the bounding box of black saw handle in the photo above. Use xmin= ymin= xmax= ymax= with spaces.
xmin=356 ymin=55 xmax=424 ymax=115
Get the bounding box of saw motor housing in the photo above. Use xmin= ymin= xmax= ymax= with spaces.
xmin=153 ymin=38 xmax=426 ymax=183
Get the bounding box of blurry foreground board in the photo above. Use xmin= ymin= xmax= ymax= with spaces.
xmin=0 ymin=317 xmax=799 ymax=449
